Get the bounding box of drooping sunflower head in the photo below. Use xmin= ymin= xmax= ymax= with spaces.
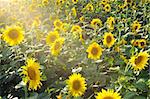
xmin=66 ymin=73 xmax=87 ymax=97
xmin=106 ymin=16 xmax=115 ymax=31
xmin=54 ymin=19 xmax=63 ymax=28
xmin=130 ymin=51 xmax=149 ymax=71
xmin=71 ymin=7 xmax=77 ymax=17
xmin=131 ymin=21 xmax=141 ymax=33
xmin=71 ymin=25 xmax=82 ymax=33
xmin=95 ymin=89 xmax=121 ymax=99
xmin=86 ymin=42 xmax=103 ymax=60
xmin=91 ymin=18 xmax=102 ymax=29
xmin=85 ymin=3 xmax=94 ymax=11
xmin=107 ymin=17 xmax=115 ymax=25
xmin=103 ymin=32 xmax=115 ymax=48
xmin=79 ymin=33 xmax=86 ymax=43
xmin=2 ymin=25 xmax=24 ymax=46
xmin=104 ymin=4 xmax=111 ymax=12
xmin=138 ymin=39 xmax=146 ymax=48
xmin=21 ymin=58 xmax=42 ymax=90
xmin=72 ymin=0 xmax=78 ymax=4
xmin=46 ymin=31 xmax=60 ymax=46
xmin=50 ymin=37 xmax=65 ymax=56
xmin=79 ymin=16 xmax=85 ymax=22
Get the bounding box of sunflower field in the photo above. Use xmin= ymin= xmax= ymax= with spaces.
xmin=0 ymin=0 xmax=150 ymax=99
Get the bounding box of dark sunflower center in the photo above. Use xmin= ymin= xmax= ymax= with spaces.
xmin=93 ymin=21 xmax=97 ymax=25
xmin=111 ymin=20 xmax=114 ymax=24
xmin=89 ymin=6 xmax=92 ymax=10
xmin=43 ymin=1 xmax=48 ymax=4
xmin=106 ymin=36 xmax=112 ymax=43
xmin=103 ymin=96 xmax=114 ymax=99
xmin=134 ymin=25 xmax=138 ymax=30
xmin=73 ymin=27 xmax=79 ymax=32
xmin=56 ymin=22 xmax=61 ymax=27
xmin=97 ymin=23 xmax=101 ymax=27
xmin=50 ymin=35 xmax=56 ymax=42
xmin=27 ymin=67 xmax=36 ymax=80
xmin=8 ymin=29 xmax=19 ymax=39
xmin=135 ymin=41 xmax=138 ymax=45
xmin=135 ymin=56 xmax=143 ymax=65
xmin=91 ymin=47 xmax=98 ymax=55
xmin=72 ymin=80 xmax=81 ymax=90
xmin=54 ymin=41 xmax=61 ymax=50
xmin=140 ymin=42 xmax=145 ymax=46
xmin=127 ymin=0 xmax=131 ymax=3
xmin=106 ymin=6 xmax=109 ymax=9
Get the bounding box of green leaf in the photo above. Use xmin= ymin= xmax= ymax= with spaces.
xmin=28 ymin=92 xmax=38 ymax=99
xmin=132 ymin=96 xmax=146 ymax=99
xmin=134 ymin=79 xmax=148 ymax=91
xmin=124 ymin=91 xmax=137 ymax=99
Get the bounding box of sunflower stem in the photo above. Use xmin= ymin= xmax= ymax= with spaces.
xmin=87 ymin=93 xmax=94 ymax=99
xmin=125 ymin=63 xmax=129 ymax=73
xmin=24 ymin=86 xmax=28 ymax=99
xmin=116 ymin=84 xmax=122 ymax=92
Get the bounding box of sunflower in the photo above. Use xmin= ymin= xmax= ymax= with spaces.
xmin=79 ymin=33 xmax=85 ymax=44
xmin=91 ymin=18 xmax=102 ymax=29
xmin=21 ymin=58 xmax=42 ymax=90
xmin=72 ymin=0 xmax=78 ymax=4
xmin=71 ymin=7 xmax=77 ymax=17
xmin=131 ymin=39 xmax=139 ymax=47
xmin=61 ymin=23 xmax=69 ymax=32
xmin=130 ymin=51 xmax=149 ymax=71
xmin=131 ymin=21 xmax=141 ymax=33
xmin=106 ymin=17 xmax=115 ymax=31
xmin=57 ymin=93 xmax=62 ymax=99
xmin=32 ymin=17 xmax=41 ymax=27
xmin=42 ymin=0 xmax=49 ymax=6
xmin=114 ymin=46 xmax=120 ymax=52
xmin=120 ymin=54 xmax=128 ymax=64
xmin=119 ymin=38 xmax=127 ymax=45
xmin=95 ymin=89 xmax=121 ymax=99
xmin=79 ymin=16 xmax=85 ymax=22
xmin=50 ymin=37 xmax=65 ymax=56
xmin=103 ymin=32 xmax=115 ymax=48
xmin=138 ymin=39 xmax=146 ymax=48
xmin=2 ymin=25 xmax=24 ymax=46
xmin=85 ymin=3 xmax=94 ymax=11
xmin=46 ymin=31 xmax=60 ymax=46
xmin=66 ymin=73 xmax=87 ymax=97
xmin=104 ymin=4 xmax=111 ymax=12
xmin=56 ymin=0 xmax=65 ymax=5
xmin=86 ymin=42 xmax=103 ymax=60
xmin=54 ymin=19 xmax=63 ymax=28
xmin=124 ymin=0 xmax=132 ymax=6
xmin=71 ymin=25 xmax=82 ymax=33
xmin=141 ymin=0 xmax=149 ymax=4
xmin=100 ymin=0 xmax=109 ymax=7
xmin=54 ymin=23 xmax=68 ymax=32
